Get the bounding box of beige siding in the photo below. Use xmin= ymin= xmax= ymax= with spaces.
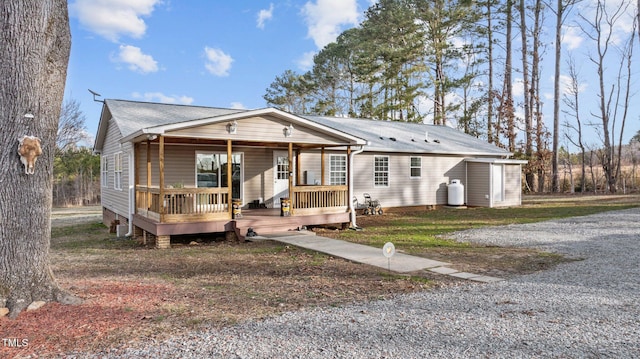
xmin=243 ymin=147 xmax=273 ymax=206
xmin=466 ymin=162 xmax=491 ymax=207
xmin=499 ymin=164 xmax=522 ymax=207
xmin=167 ymin=115 xmax=346 ymax=146
xmin=305 ymin=151 xmax=466 ymax=208
xmin=136 ymin=143 xmax=201 ymax=188
xmin=101 ymin=118 xmax=131 ymax=218
xmin=136 ymin=144 xmax=278 ymax=207
xmin=466 ymin=162 xmax=523 ymax=207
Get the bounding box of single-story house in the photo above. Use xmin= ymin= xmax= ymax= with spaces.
xmin=94 ymin=99 xmax=526 ymax=247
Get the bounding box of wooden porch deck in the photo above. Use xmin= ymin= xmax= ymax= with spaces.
xmin=133 ymin=185 xmax=351 ymax=247
xmin=133 ymin=208 xmax=350 ymax=244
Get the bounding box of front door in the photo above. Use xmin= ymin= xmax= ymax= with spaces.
xmin=273 ymin=151 xmax=292 ymax=207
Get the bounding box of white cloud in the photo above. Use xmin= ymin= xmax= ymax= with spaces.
xmin=114 ymin=45 xmax=159 ymax=73
xmin=230 ymin=102 xmax=246 ymax=109
xmin=296 ymin=51 xmax=316 ymax=71
xmin=558 ymin=74 xmax=588 ymax=96
xmin=257 ymin=3 xmax=274 ymax=29
xmin=301 ymin=0 xmax=360 ymax=49
xmin=562 ymin=26 xmax=583 ymax=50
xmin=204 ymin=47 xmax=234 ymax=77
xmin=512 ymin=78 xmax=524 ymax=97
xmin=70 ymin=0 xmax=160 ymax=42
xmin=132 ymin=92 xmax=194 ymax=105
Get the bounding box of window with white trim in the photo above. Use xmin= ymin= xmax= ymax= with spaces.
xmin=374 ymin=156 xmax=389 ymax=187
xmin=329 ymin=155 xmax=347 ymax=185
xmin=114 ymin=152 xmax=123 ymax=190
xmin=410 ymin=156 xmax=421 ymax=178
xmin=101 ymin=156 xmax=108 ymax=187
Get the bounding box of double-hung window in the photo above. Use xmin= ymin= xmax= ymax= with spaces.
xmin=410 ymin=157 xmax=421 ymax=178
xmin=114 ymin=152 xmax=123 ymax=190
xmin=330 ymin=155 xmax=347 ymax=186
xmin=101 ymin=156 xmax=109 ymax=187
xmin=374 ymin=156 xmax=389 ymax=187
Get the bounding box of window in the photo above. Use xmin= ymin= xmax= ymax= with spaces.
xmin=410 ymin=157 xmax=421 ymax=178
xmin=374 ymin=156 xmax=389 ymax=187
xmin=101 ymin=156 xmax=108 ymax=187
xmin=114 ymin=152 xmax=123 ymax=190
xmin=196 ymin=152 xmax=242 ymax=199
xmin=276 ymin=155 xmax=289 ymax=180
xmin=330 ymin=155 xmax=347 ymax=185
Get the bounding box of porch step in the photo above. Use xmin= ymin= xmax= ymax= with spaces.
xmin=234 ymin=216 xmax=308 ymax=239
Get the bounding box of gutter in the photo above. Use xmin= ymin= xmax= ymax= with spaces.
xmin=348 ymin=144 xmax=366 ymax=229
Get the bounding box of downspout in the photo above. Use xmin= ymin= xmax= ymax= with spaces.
xmin=348 ymin=144 xmax=366 ymax=229
xmin=125 ymin=144 xmax=134 ymax=237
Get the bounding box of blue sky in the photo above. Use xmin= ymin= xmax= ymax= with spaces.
xmin=66 ymin=0 xmax=372 ymax=141
xmin=65 ymin=0 xmax=638 ymax=150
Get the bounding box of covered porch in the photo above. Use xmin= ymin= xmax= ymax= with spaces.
xmin=126 ymin=110 xmax=365 ymax=247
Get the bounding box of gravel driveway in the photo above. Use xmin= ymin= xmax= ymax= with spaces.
xmin=96 ymin=208 xmax=640 ymax=358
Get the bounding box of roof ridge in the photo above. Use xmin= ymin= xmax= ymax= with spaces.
xmin=106 ymin=98 xmax=251 ymax=112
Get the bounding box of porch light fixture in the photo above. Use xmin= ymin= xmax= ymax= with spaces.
xmin=283 ymin=124 xmax=294 ymax=138
xmin=226 ymin=120 xmax=238 ymax=134
xmin=147 ymin=134 xmax=157 ymax=141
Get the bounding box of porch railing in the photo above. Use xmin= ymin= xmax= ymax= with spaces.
xmin=135 ymin=185 xmax=230 ymax=222
xmin=291 ymin=185 xmax=349 ymax=215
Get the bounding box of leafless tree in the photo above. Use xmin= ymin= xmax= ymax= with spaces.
xmin=57 ymin=98 xmax=90 ymax=152
xmin=562 ymin=55 xmax=587 ymax=193
xmin=577 ymin=0 xmax=636 ymax=193
xmin=0 ymin=0 xmax=80 ymax=318
xmin=552 ymin=0 xmax=582 ymax=193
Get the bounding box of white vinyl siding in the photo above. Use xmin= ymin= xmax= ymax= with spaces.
xmin=114 ymin=152 xmax=123 ymax=190
xmin=350 ymin=153 xmax=465 ymax=208
xmin=100 ymin=118 xmax=130 ymax=218
xmin=492 ymin=164 xmax=504 ymax=203
xmin=374 ymin=156 xmax=389 ymax=187
xmin=410 ymin=156 xmax=421 ymax=178
xmin=330 ymin=155 xmax=347 ymax=185
xmin=465 ymin=162 xmax=490 ymax=207
xmin=101 ymin=156 xmax=109 ymax=187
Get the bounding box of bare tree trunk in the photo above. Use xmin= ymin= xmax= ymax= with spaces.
xmin=0 ymin=0 xmax=80 ymax=318
xmin=551 ymin=0 xmax=564 ymax=193
xmin=502 ymin=0 xmax=516 ymax=151
xmin=486 ymin=0 xmax=495 ymax=144
xmin=563 ymin=55 xmax=587 ymax=193
xmin=519 ymin=0 xmax=534 ymax=188
xmin=614 ymin=22 xmax=636 ymax=187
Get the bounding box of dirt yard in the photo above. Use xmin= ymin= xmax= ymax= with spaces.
xmin=2 ymin=196 xmax=637 ymax=357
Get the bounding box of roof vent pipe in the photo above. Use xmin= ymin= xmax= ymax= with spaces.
xmin=424 ymin=131 xmax=429 ymax=143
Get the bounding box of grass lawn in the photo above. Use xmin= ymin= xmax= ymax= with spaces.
xmin=1 ymin=194 xmax=637 ymax=357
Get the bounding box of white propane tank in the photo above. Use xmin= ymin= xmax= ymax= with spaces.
xmin=447 ymin=179 xmax=464 ymax=206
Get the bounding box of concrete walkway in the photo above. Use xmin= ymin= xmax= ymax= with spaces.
xmin=257 ymin=231 xmax=503 ymax=283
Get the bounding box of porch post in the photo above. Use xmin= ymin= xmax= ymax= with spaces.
xmin=296 ymin=149 xmax=301 ymax=185
xmin=159 ymin=135 xmax=165 ymax=223
xmin=347 ymin=146 xmax=352 ymax=187
xmin=227 ymin=139 xmax=233 ymax=218
xmin=321 ymin=147 xmax=325 ymax=185
xmin=288 ymin=142 xmax=294 ymax=215
xmin=146 ymin=139 xmax=151 ymax=210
